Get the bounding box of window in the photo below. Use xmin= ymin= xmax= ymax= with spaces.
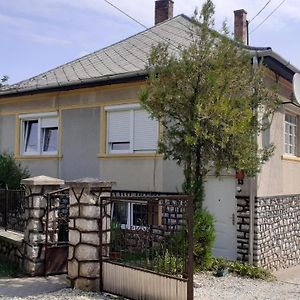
xmin=112 ymin=202 xmax=148 ymax=229
xmin=20 ymin=112 xmax=58 ymax=155
xmin=105 ymin=104 xmax=158 ymax=154
xmin=285 ymin=114 xmax=297 ymax=155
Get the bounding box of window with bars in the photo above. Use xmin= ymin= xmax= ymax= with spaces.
xmin=20 ymin=113 xmax=58 ymax=155
xmin=105 ymin=104 xmax=159 ymax=154
xmin=284 ymin=114 xmax=297 ymax=155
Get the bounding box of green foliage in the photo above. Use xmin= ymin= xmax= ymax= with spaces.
xmin=0 ymin=152 xmax=30 ymax=189
xmin=193 ymin=209 xmax=215 ymax=269
xmin=140 ymin=0 xmax=280 ymax=206
xmin=206 ymin=258 xmax=275 ymax=280
xmin=0 ymin=75 xmax=8 ymax=90
xmin=153 ymin=249 xmax=184 ymax=275
xmin=110 ymin=218 xmax=123 ymax=251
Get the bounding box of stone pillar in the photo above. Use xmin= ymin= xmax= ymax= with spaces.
xmin=21 ymin=175 xmax=64 ymax=276
xmin=67 ymin=179 xmax=114 ymax=292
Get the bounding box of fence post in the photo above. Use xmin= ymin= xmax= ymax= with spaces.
xmin=187 ymin=196 xmax=194 ymax=300
xmin=21 ymin=175 xmax=64 ymax=276
xmin=4 ymin=186 xmax=8 ymax=231
xmin=66 ymin=179 xmax=114 ymax=292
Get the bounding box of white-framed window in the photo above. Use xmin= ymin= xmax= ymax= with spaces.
xmin=284 ymin=114 xmax=297 ymax=155
xmin=105 ymin=104 xmax=159 ymax=154
xmin=112 ymin=202 xmax=148 ymax=229
xmin=19 ymin=112 xmax=58 ymax=155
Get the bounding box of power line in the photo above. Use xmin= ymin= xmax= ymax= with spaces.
xmin=249 ymin=0 xmax=272 ymax=24
xmin=250 ymin=0 xmax=287 ymax=34
xmin=103 ymin=0 xmax=147 ymax=29
xmin=103 ymin=0 xmax=183 ymax=52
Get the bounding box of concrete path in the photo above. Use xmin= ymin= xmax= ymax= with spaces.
xmin=0 ymin=275 xmax=68 ymax=297
xmin=273 ymin=265 xmax=300 ymax=285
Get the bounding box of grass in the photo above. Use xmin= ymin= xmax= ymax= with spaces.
xmin=199 ymin=258 xmax=275 ymax=281
xmin=0 ymin=258 xmax=19 ymax=278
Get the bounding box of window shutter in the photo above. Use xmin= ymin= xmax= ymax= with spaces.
xmin=133 ymin=110 xmax=158 ymax=151
xmin=107 ymin=111 xmax=131 ymax=143
xmin=40 ymin=117 xmax=58 ymax=128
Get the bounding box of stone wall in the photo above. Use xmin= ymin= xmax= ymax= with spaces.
xmin=236 ymin=196 xmax=250 ymax=263
xmin=254 ymin=195 xmax=300 ymax=270
xmin=21 ymin=176 xmax=64 ymax=276
xmin=67 ymin=179 xmax=113 ymax=292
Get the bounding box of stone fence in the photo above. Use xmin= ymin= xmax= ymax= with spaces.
xmin=237 ymin=194 xmax=300 ymax=270
xmin=254 ymin=195 xmax=300 ymax=270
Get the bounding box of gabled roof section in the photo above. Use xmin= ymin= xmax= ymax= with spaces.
xmin=0 ymin=15 xmax=193 ymax=97
xmin=1 ymin=14 xmax=299 ymax=98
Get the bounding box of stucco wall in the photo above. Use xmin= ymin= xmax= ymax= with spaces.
xmin=257 ymin=104 xmax=300 ymax=197
xmin=61 ymin=108 xmax=100 ymax=180
xmin=0 ymin=115 xmax=16 ymax=153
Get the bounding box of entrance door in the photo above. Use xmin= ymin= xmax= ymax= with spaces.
xmin=204 ymin=176 xmax=237 ymax=260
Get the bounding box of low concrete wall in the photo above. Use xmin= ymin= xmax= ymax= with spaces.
xmin=0 ymin=230 xmax=24 ymax=268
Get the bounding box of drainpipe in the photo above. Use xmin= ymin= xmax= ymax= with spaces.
xmin=248 ymin=54 xmax=259 ymax=265
xmin=248 ymin=178 xmax=255 ymax=264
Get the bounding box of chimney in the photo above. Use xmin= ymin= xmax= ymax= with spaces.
xmin=234 ymin=9 xmax=248 ymax=45
xmin=155 ymin=0 xmax=174 ymax=25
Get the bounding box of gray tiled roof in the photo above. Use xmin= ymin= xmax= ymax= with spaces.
xmin=1 ymin=15 xmax=194 ymax=95
xmin=1 ymin=14 xmax=298 ymax=96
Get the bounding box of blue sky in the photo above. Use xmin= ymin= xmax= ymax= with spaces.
xmin=0 ymin=0 xmax=299 ymax=84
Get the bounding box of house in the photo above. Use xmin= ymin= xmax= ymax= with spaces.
xmin=0 ymin=0 xmax=299 ymax=270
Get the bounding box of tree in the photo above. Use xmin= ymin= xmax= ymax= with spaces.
xmin=0 ymin=152 xmax=30 ymax=189
xmin=140 ymin=0 xmax=279 ymax=208
xmin=0 ymin=75 xmax=8 ymax=90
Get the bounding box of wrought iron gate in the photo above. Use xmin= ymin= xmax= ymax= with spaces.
xmin=44 ymin=187 xmax=70 ymax=275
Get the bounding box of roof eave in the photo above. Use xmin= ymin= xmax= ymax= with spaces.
xmin=0 ymin=70 xmax=148 ymax=99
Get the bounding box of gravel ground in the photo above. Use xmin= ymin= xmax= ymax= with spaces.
xmin=0 ymin=273 xmax=300 ymax=299
xmin=194 ymin=272 xmax=300 ymax=300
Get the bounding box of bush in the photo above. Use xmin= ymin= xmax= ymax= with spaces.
xmin=208 ymin=258 xmax=275 ymax=280
xmin=0 ymin=152 xmax=30 ymax=189
xmin=193 ymin=209 xmax=215 ymax=269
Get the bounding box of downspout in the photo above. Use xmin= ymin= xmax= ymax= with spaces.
xmin=248 ymin=53 xmax=259 ymax=265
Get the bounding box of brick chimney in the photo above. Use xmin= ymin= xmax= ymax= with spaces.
xmin=234 ymin=9 xmax=248 ymax=45
xmin=155 ymin=0 xmax=174 ymax=25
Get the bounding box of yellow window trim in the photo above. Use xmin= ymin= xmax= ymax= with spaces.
xmin=15 ymin=155 xmax=63 ymax=160
xmin=98 ymin=153 xmax=163 ymax=160
xmin=281 ymin=154 xmax=300 ymax=162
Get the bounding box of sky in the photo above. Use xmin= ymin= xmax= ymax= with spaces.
xmin=0 ymin=0 xmax=299 ymax=84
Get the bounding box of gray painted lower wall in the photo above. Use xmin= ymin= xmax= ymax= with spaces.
xmin=0 ymin=115 xmax=15 ymax=153
xmin=61 ymin=108 xmax=100 ymax=180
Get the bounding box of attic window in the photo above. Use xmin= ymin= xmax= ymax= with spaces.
xmin=20 ymin=112 xmax=58 ymax=156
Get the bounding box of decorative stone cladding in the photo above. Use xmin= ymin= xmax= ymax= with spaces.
xmin=254 ymin=195 xmax=300 ymax=270
xmin=236 ymin=196 xmax=250 ymax=263
xmin=21 ymin=176 xmax=64 ymax=275
xmin=67 ymin=179 xmax=114 ymax=292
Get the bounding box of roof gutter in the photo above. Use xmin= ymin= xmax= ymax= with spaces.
xmin=0 ymin=70 xmax=148 ymax=99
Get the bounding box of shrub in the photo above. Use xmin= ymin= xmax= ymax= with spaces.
xmin=208 ymin=258 xmax=275 ymax=280
xmin=0 ymin=152 xmax=30 ymax=189
xmin=193 ymin=209 xmax=215 ymax=269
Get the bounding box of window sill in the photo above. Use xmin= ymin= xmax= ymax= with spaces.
xmin=15 ymin=155 xmax=62 ymax=160
xmin=98 ymin=153 xmax=163 ymax=159
xmin=281 ymin=154 xmax=300 ymax=162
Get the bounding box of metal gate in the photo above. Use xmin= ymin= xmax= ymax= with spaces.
xmin=99 ymin=190 xmax=194 ymax=300
xmin=44 ymin=187 xmax=70 ymax=275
